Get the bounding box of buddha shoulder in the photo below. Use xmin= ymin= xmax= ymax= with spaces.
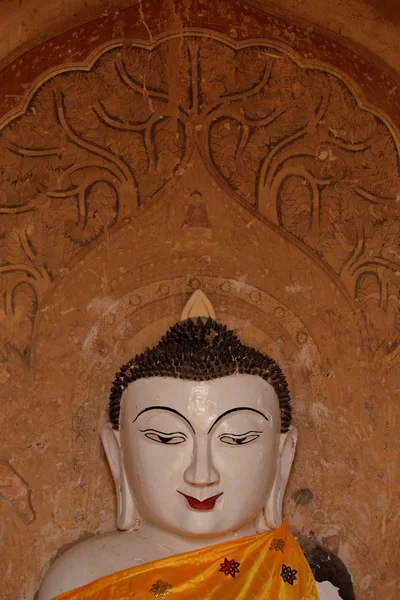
xmin=37 ymin=530 xmax=150 ymax=600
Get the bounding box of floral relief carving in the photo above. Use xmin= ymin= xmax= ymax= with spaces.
xmin=0 ymin=33 xmax=399 ymax=364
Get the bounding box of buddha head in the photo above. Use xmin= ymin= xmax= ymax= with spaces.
xmin=102 ymin=308 xmax=297 ymax=539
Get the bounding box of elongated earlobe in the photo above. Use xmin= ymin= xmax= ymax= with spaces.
xmin=101 ymin=423 xmax=139 ymax=530
xmin=256 ymin=426 xmax=298 ymax=532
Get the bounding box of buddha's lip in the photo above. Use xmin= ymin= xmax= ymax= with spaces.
xmin=177 ymin=491 xmax=223 ymax=511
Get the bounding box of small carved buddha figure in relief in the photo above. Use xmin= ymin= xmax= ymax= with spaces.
xmin=38 ymin=294 xmax=355 ymax=600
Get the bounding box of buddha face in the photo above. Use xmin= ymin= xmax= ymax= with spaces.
xmin=114 ymin=374 xmax=290 ymax=537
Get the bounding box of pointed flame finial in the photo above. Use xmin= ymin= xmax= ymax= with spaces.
xmin=181 ymin=289 xmax=216 ymax=320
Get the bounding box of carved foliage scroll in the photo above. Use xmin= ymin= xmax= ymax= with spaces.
xmin=0 ymin=34 xmax=399 ymax=363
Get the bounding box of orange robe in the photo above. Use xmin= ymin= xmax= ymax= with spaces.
xmin=55 ymin=522 xmax=319 ymax=599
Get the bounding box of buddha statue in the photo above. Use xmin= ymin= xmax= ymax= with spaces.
xmin=38 ymin=293 xmax=355 ymax=600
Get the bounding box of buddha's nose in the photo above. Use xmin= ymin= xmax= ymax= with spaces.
xmin=183 ymin=438 xmax=220 ymax=487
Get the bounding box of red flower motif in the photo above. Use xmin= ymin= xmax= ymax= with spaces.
xmin=219 ymin=557 xmax=240 ymax=578
xmin=281 ymin=564 xmax=298 ymax=586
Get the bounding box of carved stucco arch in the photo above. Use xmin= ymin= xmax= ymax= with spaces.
xmin=1 ymin=31 xmax=399 ymax=138
xmin=0 ymin=28 xmax=399 ymax=372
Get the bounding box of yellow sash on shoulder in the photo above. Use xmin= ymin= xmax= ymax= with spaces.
xmin=55 ymin=522 xmax=318 ymax=599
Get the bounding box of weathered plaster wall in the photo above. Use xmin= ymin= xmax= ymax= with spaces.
xmin=0 ymin=0 xmax=400 ymax=78
xmin=0 ymin=2 xmax=399 ymax=599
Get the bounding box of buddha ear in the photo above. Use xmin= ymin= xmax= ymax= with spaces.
xmin=101 ymin=423 xmax=139 ymax=531
xmin=257 ymin=426 xmax=298 ymax=532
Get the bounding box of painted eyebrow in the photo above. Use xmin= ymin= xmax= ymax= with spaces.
xmin=139 ymin=428 xmax=188 ymax=437
xmin=207 ymin=407 xmax=270 ymax=434
xmin=133 ymin=406 xmax=195 ymax=434
xmin=218 ymin=429 xmax=262 ymax=437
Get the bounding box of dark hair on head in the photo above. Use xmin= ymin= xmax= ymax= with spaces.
xmin=109 ymin=317 xmax=291 ymax=432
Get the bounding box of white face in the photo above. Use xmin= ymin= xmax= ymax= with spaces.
xmin=119 ymin=375 xmax=281 ymax=538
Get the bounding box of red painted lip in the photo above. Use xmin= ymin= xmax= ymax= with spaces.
xmin=177 ymin=491 xmax=223 ymax=511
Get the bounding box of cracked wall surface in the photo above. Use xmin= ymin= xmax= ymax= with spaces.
xmin=1 ymin=0 xmax=400 ymax=76
xmin=0 ymin=2 xmax=399 ymax=599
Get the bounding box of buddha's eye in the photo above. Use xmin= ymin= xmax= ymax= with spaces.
xmin=139 ymin=429 xmax=187 ymax=445
xmin=219 ymin=431 xmax=262 ymax=445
